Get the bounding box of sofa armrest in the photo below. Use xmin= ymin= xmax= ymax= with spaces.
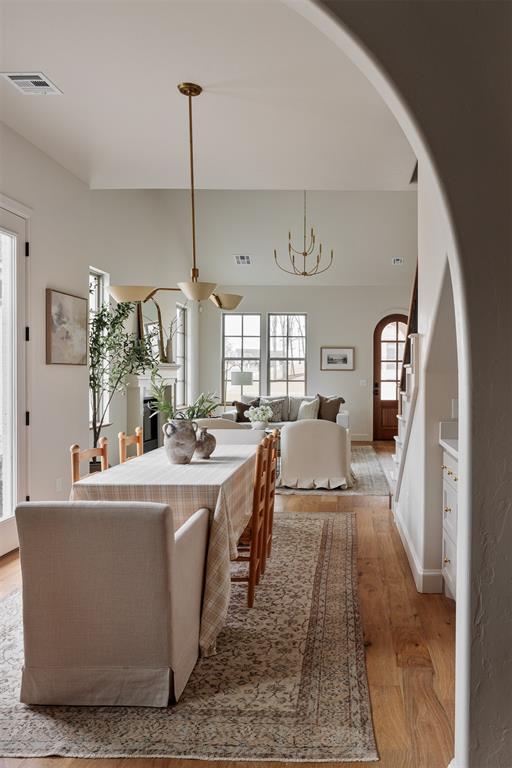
xmin=219 ymin=410 xmax=237 ymax=421
xmin=336 ymin=409 xmax=350 ymax=428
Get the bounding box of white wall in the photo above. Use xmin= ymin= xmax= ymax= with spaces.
xmin=395 ymin=160 xmax=459 ymax=591
xmin=0 ymin=123 xmax=188 ymax=498
xmin=199 ymin=284 xmax=409 ymax=440
xmin=161 ymin=189 xmax=417 ymax=288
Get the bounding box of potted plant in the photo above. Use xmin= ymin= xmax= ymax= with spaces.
xmin=247 ymin=403 xmax=273 ymax=430
xmin=89 ymin=301 xmax=158 ymax=461
xmin=178 ymin=392 xmax=219 ymax=420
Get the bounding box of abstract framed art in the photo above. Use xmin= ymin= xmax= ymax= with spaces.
xmin=46 ymin=288 xmax=88 ymax=365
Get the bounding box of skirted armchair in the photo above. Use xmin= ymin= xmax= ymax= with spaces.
xmin=278 ymin=419 xmax=352 ymax=490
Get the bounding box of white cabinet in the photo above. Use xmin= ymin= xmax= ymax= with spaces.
xmin=440 ymin=439 xmax=458 ymax=600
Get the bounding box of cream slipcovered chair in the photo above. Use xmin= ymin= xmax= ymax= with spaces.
xmin=15 ymin=501 xmax=209 ymax=706
xmin=278 ymin=419 xmax=352 ymax=490
xmin=209 ymin=428 xmax=266 ymax=445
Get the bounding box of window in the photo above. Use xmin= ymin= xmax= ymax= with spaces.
xmin=379 ymin=318 xmax=407 ymax=400
xmin=88 ymin=268 xmax=107 ymax=423
xmin=268 ymin=313 xmax=306 ymax=396
xmin=175 ymin=304 xmax=187 ymax=406
xmin=222 ymin=313 xmax=261 ymax=402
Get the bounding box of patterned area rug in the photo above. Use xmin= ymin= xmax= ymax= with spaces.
xmin=277 ymin=445 xmax=391 ymax=496
xmin=0 ymin=511 xmax=378 ymax=761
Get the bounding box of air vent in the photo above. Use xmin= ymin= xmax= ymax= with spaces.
xmin=1 ymin=72 xmax=62 ymax=95
xmin=234 ymin=255 xmax=252 ymax=266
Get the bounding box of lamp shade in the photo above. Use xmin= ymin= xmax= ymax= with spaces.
xmin=177 ymin=280 xmax=217 ymax=302
xmin=231 ymin=371 xmax=254 ymax=386
xmin=210 ymin=293 xmax=243 ymax=310
xmin=109 ymin=285 xmax=156 ymax=303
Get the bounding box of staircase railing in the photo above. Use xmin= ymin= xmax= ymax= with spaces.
xmin=399 ymin=266 xmax=418 ymax=414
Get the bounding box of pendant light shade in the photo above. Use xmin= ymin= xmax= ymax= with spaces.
xmin=178 ymin=280 xmax=218 ymax=302
xmin=109 ymin=285 xmax=156 ymax=303
xmin=210 ymin=292 xmax=244 ymax=310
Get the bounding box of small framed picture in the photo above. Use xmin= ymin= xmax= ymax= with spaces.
xmin=46 ymin=288 xmax=88 ymax=365
xmin=320 ymin=346 xmax=355 ymax=371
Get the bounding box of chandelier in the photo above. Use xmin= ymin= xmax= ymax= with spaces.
xmin=274 ymin=191 xmax=333 ymax=277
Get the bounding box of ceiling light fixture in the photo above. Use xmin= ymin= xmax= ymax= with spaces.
xmin=273 ymin=190 xmax=333 ymax=277
xmin=176 ymin=83 xmax=243 ymax=310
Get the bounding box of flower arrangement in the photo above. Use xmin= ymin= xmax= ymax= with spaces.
xmin=247 ymin=404 xmax=273 ymax=424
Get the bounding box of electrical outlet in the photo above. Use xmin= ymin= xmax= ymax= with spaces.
xmin=56 ymin=477 xmax=63 ymax=493
xmin=359 ymin=379 xmax=368 ymax=387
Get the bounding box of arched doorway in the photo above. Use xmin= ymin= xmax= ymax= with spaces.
xmin=373 ymin=313 xmax=407 ymax=440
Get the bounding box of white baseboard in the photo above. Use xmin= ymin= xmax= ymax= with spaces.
xmin=394 ymin=504 xmax=443 ymax=593
xmin=351 ymin=433 xmax=370 ymax=441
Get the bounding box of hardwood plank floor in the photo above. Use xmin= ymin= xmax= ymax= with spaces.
xmin=0 ymin=443 xmax=455 ymax=768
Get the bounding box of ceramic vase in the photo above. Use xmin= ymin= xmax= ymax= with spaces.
xmin=162 ymin=419 xmax=197 ymax=464
xmin=194 ymin=427 xmax=216 ymax=459
xmin=251 ymin=420 xmax=268 ymax=430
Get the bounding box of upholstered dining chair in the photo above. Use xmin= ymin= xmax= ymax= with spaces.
xmin=70 ymin=437 xmax=108 ymax=483
xmin=231 ymin=438 xmax=269 ymax=607
xmin=209 ymin=428 xmax=266 ymax=445
xmin=15 ymin=501 xmax=209 ymax=706
xmin=118 ymin=426 xmax=143 ymax=463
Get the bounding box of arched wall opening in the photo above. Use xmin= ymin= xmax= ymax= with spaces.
xmin=286 ymin=2 xmax=479 ymax=766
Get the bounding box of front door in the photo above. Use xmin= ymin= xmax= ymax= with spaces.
xmin=373 ymin=314 xmax=407 ymax=441
xmin=0 ymin=208 xmax=27 ymax=556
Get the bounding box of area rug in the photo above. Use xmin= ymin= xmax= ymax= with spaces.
xmin=277 ymin=445 xmax=391 ymax=496
xmin=0 ymin=511 xmax=377 ymax=761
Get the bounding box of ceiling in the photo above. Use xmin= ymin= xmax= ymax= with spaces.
xmin=0 ymin=0 xmax=415 ymax=191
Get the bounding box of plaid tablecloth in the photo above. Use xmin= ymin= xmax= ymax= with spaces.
xmin=70 ymin=444 xmax=257 ymax=655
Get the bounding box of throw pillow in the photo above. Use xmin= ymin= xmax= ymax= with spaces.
xmin=297 ymin=398 xmax=320 ymax=420
xmin=260 ymin=397 xmax=286 ymax=423
xmin=232 ymin=398 xmax=260 ymax=423
xmin=317 ymin=393 xmax=345 ymax=422
xmin=288 ymin=395 xmax=306 ymax=422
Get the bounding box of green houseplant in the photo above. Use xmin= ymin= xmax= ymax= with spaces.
xmin=178 ymin=392 xmax=219 ymax=420
xmin=89 ymin=301 xmax=158 ymax=449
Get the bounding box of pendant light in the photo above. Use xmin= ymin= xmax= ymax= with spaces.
xmin=176 ymin=82 xmax=217 ymax=302
xmin=176 ymin=83 xmax=243 ymax=310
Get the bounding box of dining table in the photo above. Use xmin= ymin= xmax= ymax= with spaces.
xmin=70 ymin=443 xmax=257 ymax=656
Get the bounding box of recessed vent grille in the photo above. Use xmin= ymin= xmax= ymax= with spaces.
xmin=234 ymin=255 xmax=252 ymax=266
xmin=1 ymin=72 xmax=62 ymax=95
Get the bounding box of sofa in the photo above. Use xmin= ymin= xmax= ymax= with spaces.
xmin=221 ymin=394 xmax=350 ymax=430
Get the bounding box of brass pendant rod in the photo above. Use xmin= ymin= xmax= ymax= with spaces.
xmin=187 ymin=93 xmax=198 ymax=281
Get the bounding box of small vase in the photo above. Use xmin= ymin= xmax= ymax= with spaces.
xmin=195 ymin=427 xmax=216 ymax=459
xmin=162 ymin=419 xmax=197 ymax=464
xmin=165 ymin=338 xmax=174 ymax=364
xmin=251 ymin=420 xmax=268 ymax=430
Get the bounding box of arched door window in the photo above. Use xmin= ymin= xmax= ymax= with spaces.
xmin=373 ymin=314 xmax=407 ymax=440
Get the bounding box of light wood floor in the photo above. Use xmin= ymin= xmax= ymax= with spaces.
xmin=0 ymin=443 xmax=455 ymax=768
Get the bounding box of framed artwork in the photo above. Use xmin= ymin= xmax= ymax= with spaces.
xmin=46 ymin=288 xmax=88 ymax=365
xmin=320 ymin=346 xmax=355 ymax=371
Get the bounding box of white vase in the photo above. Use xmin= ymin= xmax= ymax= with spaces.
xmin=251 ymin=420 xmax=268 ymax=430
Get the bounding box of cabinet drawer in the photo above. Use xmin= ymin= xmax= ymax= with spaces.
xmin=442 ymin=481 xmax=457 ymax=542
xmin=442 ymin=531 xmax=456 ymax=600
xmin=442 ymin=451 xmax=459 ymax=489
